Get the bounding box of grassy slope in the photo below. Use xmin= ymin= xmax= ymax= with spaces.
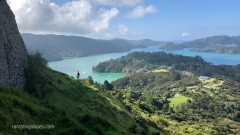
xmin=0 ymin=66 xmax=149 ymax=135
xmin=152 ymin=69 xmax=169 ymax=73
xmin=168 ymin=94 xmax=191 ymax=108
xmin=201 ymin=78 xmax=224 ymax=90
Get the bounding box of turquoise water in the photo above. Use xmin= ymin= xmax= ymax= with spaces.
xmin=49 ymin=53 xmax=126 ymax=83
xmin=49 ymin=46 xmax=240 ymax=83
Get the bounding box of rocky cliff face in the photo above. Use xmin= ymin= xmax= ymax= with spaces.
xmin=0 ymin=0 xmax=28 ymax=89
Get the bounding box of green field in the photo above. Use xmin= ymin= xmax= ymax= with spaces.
xmin=152 ymin=69 xmax=169 ymax=73
xmin=168 ymin=94 xmax=191 ymax=108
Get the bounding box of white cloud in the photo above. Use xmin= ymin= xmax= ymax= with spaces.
xmin=91 ymin=24 xmax=128 ymax=38
xmin=94 ymin=0 xmax=143 ymax=6
xmin=181 ymin=32 xmax=190 ymax=37
xmin=90 ymin=8 xmax=119 ymax=33
xmin=7 ymin=0 xmax=119 ymax=36
xmin=127 ymin=5 xmax=157 ymax=19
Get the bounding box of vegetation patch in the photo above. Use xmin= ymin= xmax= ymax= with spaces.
xmin=202 ymin=78 xmax=224 ymax=90
xmin=168 ymin=94 xmax=191 ymax=108
xmin=152 ymin=69 xmax=169 ymax=73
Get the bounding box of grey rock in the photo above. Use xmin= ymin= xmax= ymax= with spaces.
xmin=0 ymin=0 xmax=28 ymax=89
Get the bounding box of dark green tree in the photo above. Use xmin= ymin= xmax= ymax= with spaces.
xmin=88 ymin=76 xmax=94 ymax=85
xmin=169 ymin=71 xmax=181 ymax=81
xmin=25 ymin=52 xmax=48 ymax=98
xmin=103 ymin=80 xmax=113 ymax=90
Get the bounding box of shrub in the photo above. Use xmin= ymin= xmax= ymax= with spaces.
xmin=88 ymin=76 xmax=94 ymax=85
xmin=25 ymin=52 xmax=50 ymax=98
xmin=103 ymin=80 xmax=113 ymax=90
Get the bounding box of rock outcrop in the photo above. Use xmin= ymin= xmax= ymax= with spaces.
xmin=0 ymin=0 xmax=28 ymax=89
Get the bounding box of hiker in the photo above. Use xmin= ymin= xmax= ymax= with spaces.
xmin=77 ymin=71 xmax=80 ymax=79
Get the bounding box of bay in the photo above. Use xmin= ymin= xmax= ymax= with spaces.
xmin=49 ymin=46 xmax=240 ymax=83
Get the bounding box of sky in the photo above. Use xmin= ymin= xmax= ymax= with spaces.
xmin=7 ymin=0 xmax=240 ymax=41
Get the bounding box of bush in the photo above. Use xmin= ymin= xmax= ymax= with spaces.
xmin=25 ymin=52 xmax=50 ymax=98
xmin=103 ymin=80 xmax=113 ymax=90
xmin=88 ymin=76 xmax=94 ymax=85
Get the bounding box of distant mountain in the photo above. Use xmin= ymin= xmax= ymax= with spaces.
xmin=160 ymin=42 xmax=183 ymax=50
xmin=22 ymin=33 xmax=134 ymax=61
xmin=161 ymin=35 xmax=240 ymax=54
xmin=22 ymin=34 xmax=165 ymax=61
xmin=181 ymin=35 xmax=240 ymax=48
xmin=126 ymin=39 xmax=165 ymax=47
xmin=171 ymin=40 xmax=185 ymax=44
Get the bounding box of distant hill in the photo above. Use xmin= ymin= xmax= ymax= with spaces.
xmin=160 ymin=35 xmax=240 ymax=54
xmin=126 ymin=39 xmax=165 ymax=47
xmin=22 ymin=33 xmax=164 ymax=61
xmin=181 ymin=35 xmax=240 ymax=48
xmin=160 ymin=42 xmax=183 ymax=50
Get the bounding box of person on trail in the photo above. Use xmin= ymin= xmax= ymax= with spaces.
xmin=77 ymin=71 xmax=80 ymax=79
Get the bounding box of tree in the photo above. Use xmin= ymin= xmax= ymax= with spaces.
xmin=88 ymin=76 xmax=94 ymax=85
xmin=94 ymin=82 xmax=103 ymax=90
xmin=169 ymin=71 xmax=181 ymax=81
xmin=103 ymin=80 xmax=113 ymax=90
xmin=26 ymin=52 xmax=49 ymax=98
xmin=195 ymin=55 xmax=204 ymax=62
xmin=143 ymin=90 xmax=153 ymax=104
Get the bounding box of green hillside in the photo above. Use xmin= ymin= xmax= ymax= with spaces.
xmin=1 ymin=52 xmax=240 ymax=135
xmin=0 ymin=54 xmax=165 ymax=135
xmin=110 ymin=71 xmax=240 ymax=135
xmin=93 ymin=51 xmax=240 ymax=134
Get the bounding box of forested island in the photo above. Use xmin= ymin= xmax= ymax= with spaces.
xmin=93 ymin=51 xmax=240 ymax=82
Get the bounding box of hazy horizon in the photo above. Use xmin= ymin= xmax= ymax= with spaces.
xmin=21 ymin=32 xmax=239 ymax=43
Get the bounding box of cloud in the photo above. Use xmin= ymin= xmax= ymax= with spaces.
xmin=92 ymin=24 xmax=128 ymax=38
xmin=90 ymin=8 xmax=119 ymax=33
xmin=127 ymin=5 xmax=157 ymax=19
xmin=7 ymin=0 xmax=119 ymax=36
xmin=95 ymin=0 xmax=143 ymax=6
xmin=181 ymin=32 xmax=190 ymax=37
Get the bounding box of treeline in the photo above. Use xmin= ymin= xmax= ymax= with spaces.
xmin=93 ymin=51 xmax=240 ymax=82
